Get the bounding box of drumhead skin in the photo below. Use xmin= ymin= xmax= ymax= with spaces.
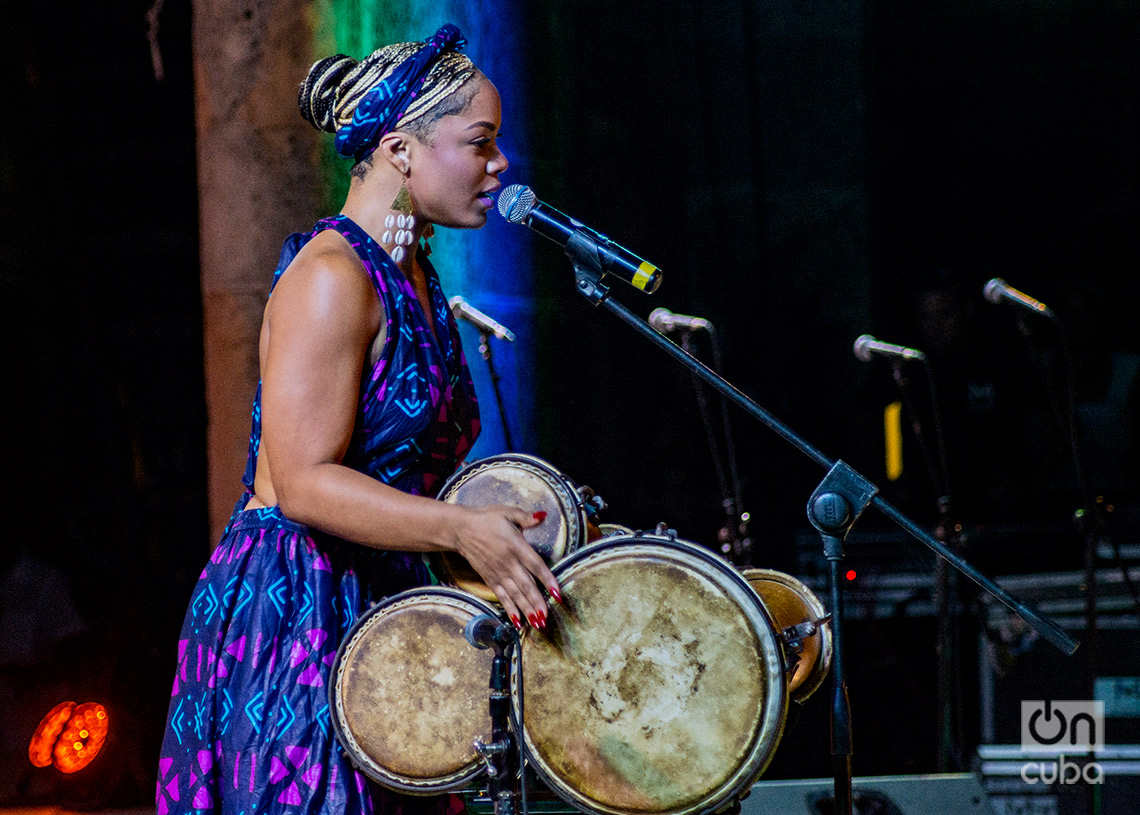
xmin=434 ymin=454 xmax=587 ymax=601
xmin=742 ymin=568 xmax=833 ymax=704
xmin=330 ymin=588 xmax=500 ymax=794
xmin=515 ymin=536 xmax=788 ymax=815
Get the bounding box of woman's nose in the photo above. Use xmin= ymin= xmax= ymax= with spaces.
xmin=488 ymin=148 xmax=508 ymax=175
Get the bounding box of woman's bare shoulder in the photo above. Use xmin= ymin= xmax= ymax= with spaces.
xmin=269 ymin=230 xmax=380 ymax=328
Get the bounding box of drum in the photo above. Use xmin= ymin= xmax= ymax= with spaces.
xmin=433 ymin=454 xmax=597 ymax=602
xmin=514 ymin=535 xmax=789 ymax=815
xmin=595 ymin=522 xmax=635 ymax=539
xmin=330 ymin=588 xmax=501 ymax=794
xmin=742 ymin=568 xmax=833 ymax=704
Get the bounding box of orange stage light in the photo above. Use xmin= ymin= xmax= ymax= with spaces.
xmin=28 ymin=701 xmax=110 ymax=773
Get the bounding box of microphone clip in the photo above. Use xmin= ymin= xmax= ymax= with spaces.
xmin=567 ymin=231 xmax=613 ymax=305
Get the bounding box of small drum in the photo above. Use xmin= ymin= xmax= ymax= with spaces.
xmin=514 ymin=536 xmax=788 ymax=815
xmin=330 ymin=588 xmax=501 ymax=794
xmin=433 ymin=454 xmax=597 ymax=602
xmin=742 ymin=568 xmax=832 ymax=704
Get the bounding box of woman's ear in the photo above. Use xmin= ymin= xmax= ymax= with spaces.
xmin=376 ymin=131 xmax=413 ymax=175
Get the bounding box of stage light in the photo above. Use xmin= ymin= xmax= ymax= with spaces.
xmin=28 ymin=701 xmax=110 ymax=773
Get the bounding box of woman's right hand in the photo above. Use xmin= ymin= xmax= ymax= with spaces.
xmin=450 ymin=504 xmax=561 ymax=631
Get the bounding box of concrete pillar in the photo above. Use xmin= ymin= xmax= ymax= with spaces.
xmin=193 ymin=0 xmax=323 ymax=542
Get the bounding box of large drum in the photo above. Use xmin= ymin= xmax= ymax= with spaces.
xmin=741 ymin=568 xmax=832 ymax=704
xmin=433 ymin=454 xmax=599 ymax=602
xmin=514 ymin=535 xmax=789 ymax=815
xmin=330 ymin=588 xmax=501 ymax=794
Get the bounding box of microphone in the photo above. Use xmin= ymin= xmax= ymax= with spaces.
xmin=648 ymin=307 xmax=713 ymax=334
xmin=449 ymin=296 xmax=516 ymax=342
xmin=497 ymin=184 xmax=663 ymax=294
xmin=853 ymin=334 xmax=927 ymax=363
xmin=464 ymin=614 xmax=512 ymax=650
xmin=983 ymin=278 xmax=1054 ymax=318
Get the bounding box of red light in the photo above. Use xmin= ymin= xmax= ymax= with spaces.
xmin=846 ymin=570 xmax=857 ymax=581
xmin=29 ymin=701 xmax=74 ymax=768
xmin=28 ymin=701 xmax=109 ymax=773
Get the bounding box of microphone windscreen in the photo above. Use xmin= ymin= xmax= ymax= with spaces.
xmin=853 ymin=334 xmax=874 ymax=362
xmin=497 ymin=184 xmax=536 ymax=223
xmin=983 ymin=278 xmax=1006 ymax=305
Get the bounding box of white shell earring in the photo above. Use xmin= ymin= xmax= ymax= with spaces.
xmin=386 ymin=172 xmax=416 ymax=263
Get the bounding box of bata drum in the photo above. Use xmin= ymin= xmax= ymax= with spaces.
xmin=742 ymin=568 xmax=833 ymax=704
xmin=434 ymin=454 xmax=603 ymax=602
xmin=330 ymin=588 xmax=502 ymax=794
xmin=513 ymin=535 xmax=789 ymax=815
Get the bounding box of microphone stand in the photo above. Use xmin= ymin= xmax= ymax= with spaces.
xmin=888 ymin=357 xmax=963 ymax=772
xmin=680 ymin=329 xmax=753 ymax=566
xmin=561 ymin=231 xmax=1079 ymax=815
xmin=477 ymin=327 xmax=516 ymax=451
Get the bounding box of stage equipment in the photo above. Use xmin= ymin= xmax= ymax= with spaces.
xmin=451 ymin=295 xmax=517 ymax=342
xmin=740 ymin=773 xmax=996 ymax=814
xmin=28 ymin=701 xmax=109 ymax=773
xmin=654 ymin=309 xmax=752 ymax=565
xmin=497 ymin=185 xmax=662 ymax=294
xmin=499 ymin=190 xmax=1078 ymax=815
xmin=852 ymin=333 xmax=965 ymax=770
xmin=330 ymin=587 xmax=502 ymax=793
xmin=743 ymin=568 xmax=833 ymax=704
xmin=852 ymin=334 xmax=927 ymax=363
xmin=648 ymin=307 xmax=712 ymax=334
xmin=983 ymin=278 xmax=1055 ymax=319
xmin=450 ymin=294 xmax=517 ymax=447
xmin=513 ymin=533 xmax=789 ymax=815
xmin=985 ymin=278 xmax=1140 ymax=814
xmin=433 ymin=454 xmax=605 ymax=602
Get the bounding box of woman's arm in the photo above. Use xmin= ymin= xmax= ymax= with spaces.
xmin=258 ymin=239 xmax=557 ymax=627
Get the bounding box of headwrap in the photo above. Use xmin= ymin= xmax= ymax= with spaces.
xmin=334 ymin=24 xmax=468 ymax=163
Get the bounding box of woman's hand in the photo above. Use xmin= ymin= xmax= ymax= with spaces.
xmin=451 ymin=505 xmax=561 ymax=631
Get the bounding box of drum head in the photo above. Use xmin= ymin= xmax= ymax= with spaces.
xmin=330 ymin=588 xmax=500 ymax=794
xmin=742 ymin=568 xmax=832 ymax=704
xmin=434 ymin=454 xmax=586 ymax=601
xmin=515 ymin=537 xmax=788 ymax=815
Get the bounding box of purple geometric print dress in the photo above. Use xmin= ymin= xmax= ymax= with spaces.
xmin=157 ymin=215 xmax=480 ymax=815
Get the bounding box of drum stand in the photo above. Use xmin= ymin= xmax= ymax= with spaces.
xmin=468 ymin=617 xmax=527 ymax=815
xmin=556 ymin=233 xmax=1080 ymax=815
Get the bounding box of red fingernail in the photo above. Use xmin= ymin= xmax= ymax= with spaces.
xmin=511 ymin=615 xmax=522 ymax=631
xmin=527 ymin=613 xmax=540 ymax=629
xmin=536 ymin=610 xmax=547 ymax=629
xmin=548 ymin=585 xmax=563 ymax=603
xmin=533 ymin=511 xmax=547 ymax=523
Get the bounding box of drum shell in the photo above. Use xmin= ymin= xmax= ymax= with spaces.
xmin=330 ymin=587 xmax=502 ymax=794
xmin=514 ymin=536 xmax=789 ymax=815
xmin=741 ymin=568 xmax=833 ymax=704
xmin=433 ymin=454 xmax=590 ymax=602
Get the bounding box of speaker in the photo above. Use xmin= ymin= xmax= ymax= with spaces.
xmin=740 ymin=773 xmax=996 ymax=815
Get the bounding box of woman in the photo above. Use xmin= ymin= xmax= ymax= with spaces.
xmin=156 ymin=24 xmax=558 ymax=815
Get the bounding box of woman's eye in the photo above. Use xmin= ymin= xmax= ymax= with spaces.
xmin=472 ymin=133 xmax=502 ymax=149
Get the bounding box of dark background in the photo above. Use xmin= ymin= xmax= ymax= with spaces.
xmin=2 ymin=0 xmax=1138 ymax=807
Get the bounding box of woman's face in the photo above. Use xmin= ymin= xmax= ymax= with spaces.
xmin=406 ymin=76 xmax=509 ymax=229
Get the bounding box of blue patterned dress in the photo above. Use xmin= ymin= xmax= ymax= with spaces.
xmin=157 ymin=215 xmax=480 ymax=815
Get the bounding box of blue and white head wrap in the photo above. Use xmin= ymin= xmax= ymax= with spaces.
xmin=300 ymin=24 xmax=475 ymax=163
